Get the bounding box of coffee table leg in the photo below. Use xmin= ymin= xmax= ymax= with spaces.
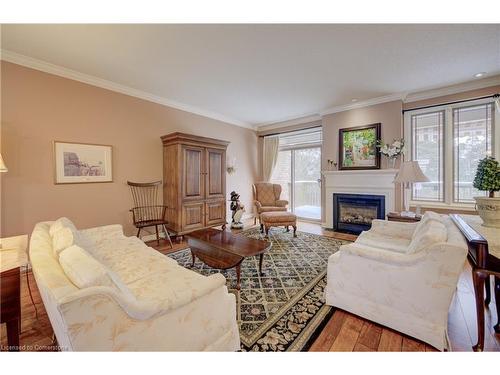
xmin=293 ymin=225 xmax=297 ymax=237
xmin=259 ymin=253 xmax=264 ymax=276
xmin=236 ymin=264 xmax=241 ymax=291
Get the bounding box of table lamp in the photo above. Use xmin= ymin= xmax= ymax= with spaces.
xmin=394 ymin=161 xmax=429 ymax=217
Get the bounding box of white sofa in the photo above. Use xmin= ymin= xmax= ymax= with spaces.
xmin=325 ymin=212 xmax=468 ymax=351
xmin=29 ymin=218 xmax=240 ymax=351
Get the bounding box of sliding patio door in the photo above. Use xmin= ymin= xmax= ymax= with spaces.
xmin=270 ymin=129 xmax=322 ymax=221
xmin=293 ymin=147 xmax=321 ymax=220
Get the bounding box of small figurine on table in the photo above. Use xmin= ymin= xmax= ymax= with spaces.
xmin=229 ymin=191 xmax=245 ymax=229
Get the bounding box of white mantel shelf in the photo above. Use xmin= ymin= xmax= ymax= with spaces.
xmin=322 ymin=169 xmax=399 ymax=229
xmin=322 ymin=169 xmax=399 ymax=176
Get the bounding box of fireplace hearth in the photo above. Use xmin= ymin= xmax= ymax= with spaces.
xmin=333 ymin=193 xmax=385 ymax=234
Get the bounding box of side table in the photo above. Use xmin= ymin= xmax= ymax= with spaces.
xmin=387 ymin=212 xmax=422 ymax=223
xmin=1 ymin=235 xmax=28 ymax=351
xmin=450 ymin=214 xmax=500 ymax=352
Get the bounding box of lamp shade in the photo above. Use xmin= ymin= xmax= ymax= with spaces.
xmin=0 ymin=154 xmax=7 ymax=173
xmin=394 ymin=161 xmax=429 ymax=184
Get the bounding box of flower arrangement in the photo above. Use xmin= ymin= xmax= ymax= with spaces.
xmin=378 ymin=139 xmax=405 ymax=158
xmin=377 ymin=139 xmax=405 ymax=167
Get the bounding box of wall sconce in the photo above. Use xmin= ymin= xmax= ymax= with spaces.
xmin=226 ymin=156 xmax=236 ymax=175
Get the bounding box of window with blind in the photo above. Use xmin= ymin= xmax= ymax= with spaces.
xmin=405 ymin=98 xmax=497 ymax=207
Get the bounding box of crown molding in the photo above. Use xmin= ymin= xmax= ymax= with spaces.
xmin=403 ymin=75 xmax=500 ymax=103
xmin=0 ymin=49 xmax=254 ymax=130
xmin=319 ymin=93 xmax=405 ymax=117
xmin=256 ymin=113 xmax=322 ymax=132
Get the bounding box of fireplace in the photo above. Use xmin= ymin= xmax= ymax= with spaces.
xmin=333 ymin=193 xmax=385 ymax=234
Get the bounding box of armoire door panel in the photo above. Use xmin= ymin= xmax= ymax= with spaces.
xmin=182 ymin=146 xmax=204 ymax=200
xmin=205 ymin=200 xmax=226 ymax=226
xmin=206 ymin=148 xmax=225 ymax=199
xmin=182 ymin=202 xmax=205 ymax=231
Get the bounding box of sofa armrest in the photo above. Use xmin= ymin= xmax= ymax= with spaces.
xmin=275 ymin=200 xmax=288 ymax=207
xmin=80 ymin=224 xmax=125 ymax=240
xmin=339 ymin=243 xmax=428 ymax=266
xmin=369 ymin=219 xmax=417 ymax=239
xmin=253 ymin=200 xmax=262 ymax=209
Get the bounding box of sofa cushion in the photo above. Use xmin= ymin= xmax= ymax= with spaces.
xmin=356 ymin=231 xmax=411 ymax=253
xmin=412 ymin=211 xmax=443 ymax=240
xmin=88 ymin=237 xmax=178 ymax=284
xmin=52 ymin=227 xmax=78 ymax=256
xmin=258 ymin=206 xmax=288 ymax=213
xmin=126 ymin=267 xmax=226 ymax=312
xmin=59 ymin=245 xmax=114 ymax=289
xmin=407 ymin=220 xmax=447 ymax=254
xmin=49 ymin=217 xmax=78 ymax=237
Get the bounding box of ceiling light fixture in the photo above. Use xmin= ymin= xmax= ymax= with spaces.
xmin=351 ymin=99 xmax=358 ymax=102
xmin=474 ymin=72 xmax=486 ymax=78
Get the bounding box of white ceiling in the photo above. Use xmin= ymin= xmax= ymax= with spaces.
xmin=2 ymin=24 xmax=500 ymax=127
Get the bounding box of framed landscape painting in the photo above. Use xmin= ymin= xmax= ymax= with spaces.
xmin=54 ymin=141 xmax=113 ymax=184
xmin=338 ymin=123 xmax=381 ymax=170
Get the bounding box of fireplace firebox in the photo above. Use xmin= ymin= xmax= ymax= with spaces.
xmin=333 ymin=193 xmax=385 ymax=234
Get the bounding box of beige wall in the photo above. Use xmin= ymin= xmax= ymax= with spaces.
xmin=321 ymin=100 xmax=404 ymax=220
xmin=322 ymin=100 xmax=403 ymax=170
xmin=1 ymin=62 xmax=258 ymax=237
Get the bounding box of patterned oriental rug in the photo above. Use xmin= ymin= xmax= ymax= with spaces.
xmin=168 ymin=227 xmax=348 ymax=351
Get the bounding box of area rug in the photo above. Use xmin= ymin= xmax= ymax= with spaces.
xmin=168 ymin=227 xmax=349 ymax=351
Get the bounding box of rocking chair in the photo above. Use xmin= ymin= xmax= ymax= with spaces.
xmin=127 ymin=180 xmax=173 ymax=248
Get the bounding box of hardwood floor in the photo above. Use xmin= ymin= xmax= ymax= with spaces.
xmin=2 ymin=219 xmax=498 ymax=351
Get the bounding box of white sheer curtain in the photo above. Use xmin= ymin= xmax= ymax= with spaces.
xmin=262 ymin=135 xmax=280 ymax=181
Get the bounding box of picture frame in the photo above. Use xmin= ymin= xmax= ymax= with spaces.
xmin=53 ymin=141 xmax=113 ymax=184
xmin=338 ymin=123 xmax=381 ymax=170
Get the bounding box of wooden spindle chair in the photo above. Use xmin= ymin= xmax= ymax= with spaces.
xmin=127 ymin=180 xmax=173 ymax=248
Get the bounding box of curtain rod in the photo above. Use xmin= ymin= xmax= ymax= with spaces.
xmin=402 ymin=93 xmax=499 ymax=113
xmin=259 ymin=125 xmax=322 ymax=138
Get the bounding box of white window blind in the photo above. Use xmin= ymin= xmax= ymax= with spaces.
xmin=405 ymin=97 xmax=497 ymax=208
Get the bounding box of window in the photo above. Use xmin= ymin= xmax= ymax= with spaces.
xmin=269 ymin=128 xmax=322 ymax=220
xmin=405 ymin=99 xmax=498 ymax=207
xmin=453 ymin=104 xmax=493 ymax=203
xmin=411 ymin=111 xmax=444 ymax=202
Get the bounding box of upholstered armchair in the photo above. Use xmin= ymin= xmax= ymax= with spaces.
xmin=325 ymin=212 xmax=468 ymax=351
xmin=252 ymin=182 xmax=288 ymax=224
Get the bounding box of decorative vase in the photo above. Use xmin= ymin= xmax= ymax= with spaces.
xmin=389 ymin=157 xmax=397 ymax=169
xmin=474 ymin=196 xmax=500 ymax=228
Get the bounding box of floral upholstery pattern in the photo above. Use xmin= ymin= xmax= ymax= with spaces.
xmin=325 ymin=212 xmax=468 ymax=351
xmin=29 ymin=219 xmax=241 ymax=351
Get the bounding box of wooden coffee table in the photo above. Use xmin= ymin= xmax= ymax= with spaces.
xmin=186 ymin=228 xmax=272 ymax=290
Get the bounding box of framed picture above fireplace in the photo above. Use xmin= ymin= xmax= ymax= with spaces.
xmin=339 ymin=123 xmax=381 ymax=170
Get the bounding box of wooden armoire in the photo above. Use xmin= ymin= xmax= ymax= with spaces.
xmin=161 ymin=132 xmax=229 ymax=235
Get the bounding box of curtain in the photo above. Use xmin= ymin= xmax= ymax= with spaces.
xmin=495 ymin=96 xmax=500 ymax=113
xmin=262 ymin=135 xmax=280 ymax=181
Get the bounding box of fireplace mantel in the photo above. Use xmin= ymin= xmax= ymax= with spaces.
xmin=322 ymin=169 xmax=398 ymax=228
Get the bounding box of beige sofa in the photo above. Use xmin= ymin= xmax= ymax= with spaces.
xmin=325 ymin=212 xmax=468 ymax=351
xmin=29 ymin=218 xmax=240 ymax=351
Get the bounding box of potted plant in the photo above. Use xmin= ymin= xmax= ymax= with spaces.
xmin=473 ymin=156 xmax=500 ymax=228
